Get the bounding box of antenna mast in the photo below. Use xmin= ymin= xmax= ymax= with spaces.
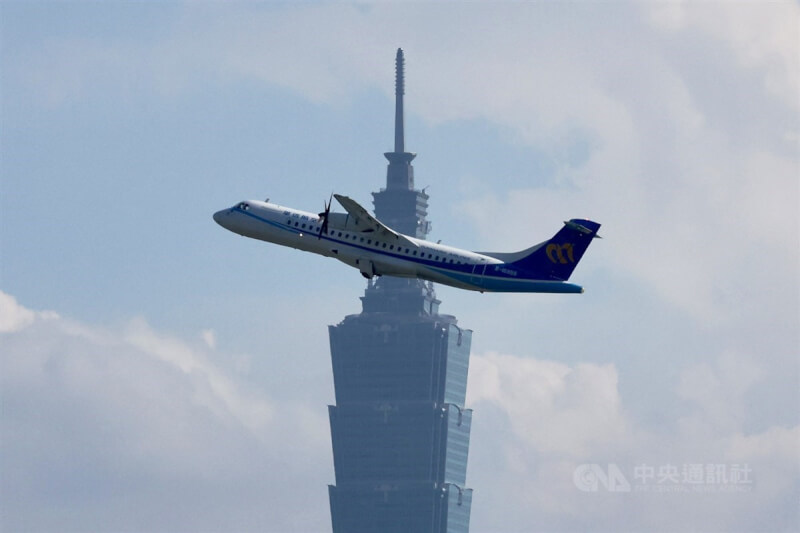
xmin=394 ymin=48 xmax=405 ymax=153
xmin=384 ymin=48 xmax=416 ymax=189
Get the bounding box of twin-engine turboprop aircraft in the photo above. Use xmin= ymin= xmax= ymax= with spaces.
xmin=213 ymin=194 xmax=601 ymax=293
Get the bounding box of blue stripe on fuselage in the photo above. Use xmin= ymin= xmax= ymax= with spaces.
xmin=232 ymin=206 xmax=571 ymax=289
xmin=233 ymin=206 xmax=480 ymax=275
xmin=426 ymin=265 xmax=583 ymax=293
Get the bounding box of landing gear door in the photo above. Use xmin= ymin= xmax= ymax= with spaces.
xmin=356 ymin=257 xmax=376 ymax=279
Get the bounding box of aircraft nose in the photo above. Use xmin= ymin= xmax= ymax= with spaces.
xmin=213 ymin=209 xmax=227 ymax=227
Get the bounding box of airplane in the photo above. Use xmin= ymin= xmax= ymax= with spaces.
xmin=213 ymin=194 xmax=601 ymax=293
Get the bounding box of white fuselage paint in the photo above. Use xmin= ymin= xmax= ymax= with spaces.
xmin=213 ymin=200 xmax=583 ymax=293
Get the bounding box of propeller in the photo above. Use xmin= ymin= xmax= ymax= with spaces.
xmin=317 ymin=194 xmax=333 ymax=239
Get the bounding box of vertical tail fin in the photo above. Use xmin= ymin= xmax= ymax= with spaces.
xmin=511 ymin=219 xmax=601 ymax=281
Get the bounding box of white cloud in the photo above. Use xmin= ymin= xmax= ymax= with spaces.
xmin=0 ymin=291 xmax=58 ymax=333
xmin=466 ymin=349 xmax=799 ymax=532
xmin=677 ymin=352 xmax=766 ymax=435
xmin=728 ymin=425 xmax=799 ymax=463
xmin=469 ymin=352 xmax=629 ymax=458
xmin=0 ymin=291 xmax=36 ymax=332
xmin=646 ymin=1 xmax=800 ymax=111
xmin=200 ymin=328 xmax=217 ymax=349
xmin=124 ymin=318 xmax=273 ymax=433
xmin=439 ymin=5 xmax=799 ymax=324
xmin=12 ymin=6 xmax=797 ymax=326
xmin=0 ymin=292 xmax=331 ymax=532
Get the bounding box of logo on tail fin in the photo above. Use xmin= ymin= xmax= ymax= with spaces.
xmin=546 ymin=243 xmax=575 ymax=264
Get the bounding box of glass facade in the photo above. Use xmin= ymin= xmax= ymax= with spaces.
xmin=328 ymin=314 xmax=473 ymax=532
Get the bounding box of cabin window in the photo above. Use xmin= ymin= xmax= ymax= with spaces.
xmin=301 ymin=224 xmax=306 ymax=229
xmin=337 ymin=232 xmax=342 ymax=237
xmin=382 ymin=243 xmax=387 ymax=248
xmin=413 ymin=251 xmax=417 ymax=256
xmin=389 ymin=245 xmax=394 ymax=250
xmin=367 ymin=240 xmax=372 ymax=245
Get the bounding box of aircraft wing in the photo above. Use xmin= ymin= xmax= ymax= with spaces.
xmin=334 ymin=194 xmax=418 ymax=247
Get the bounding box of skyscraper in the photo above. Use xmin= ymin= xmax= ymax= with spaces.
xmin=327 ymin=49 xmax=474 ymax=532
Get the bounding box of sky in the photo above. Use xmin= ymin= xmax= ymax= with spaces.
xmin=1 ymin=2 xmax=798 ymax=532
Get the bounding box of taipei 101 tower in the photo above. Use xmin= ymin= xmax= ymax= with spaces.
xmin=327 ymin=50 xmax=474 ymax=532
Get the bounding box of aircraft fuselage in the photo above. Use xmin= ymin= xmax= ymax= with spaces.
xmin=214 ymin=200 xmax=592 ymax=293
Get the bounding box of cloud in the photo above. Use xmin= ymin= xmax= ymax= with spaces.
xmin=123 ymin=317 xmax=273 ymax=433
xmin=11 ymin=4 xmax=797 ymax=322
xmin=439 ymin=4 xmax=799 ymax=325
xmin=200 ymin=328 xmax=216 ymax=349
xmin=646 ymin=1 xmax=800 ymax=111
xmin=469 ymin=352 xmax=629 ymax=458
xmin=0 ymin=291 xmax=36 ymax=332
xmin=0 ymin=291 xmax=331 ymax=532
xmin=676 ymin=351 xmax=765 ymax=434
xmin=466 ymin=350 xmax=799 ymax=532
xmin=0 ymin=291 xmax=58 ymax=333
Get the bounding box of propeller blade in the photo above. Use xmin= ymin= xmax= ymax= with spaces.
xmin=318 ymin=194 xmax=332 ymax=239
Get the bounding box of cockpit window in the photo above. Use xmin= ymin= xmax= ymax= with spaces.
xmin=238 ymin=202 xmax=250 ymax=211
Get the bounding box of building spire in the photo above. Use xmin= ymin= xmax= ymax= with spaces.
xmin=394 ymin=48 xmax=405 ymax=153
xmin=385 ymin=48 xmax=416 ymax=190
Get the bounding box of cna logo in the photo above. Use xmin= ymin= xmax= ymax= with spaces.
xmin=573 ymin=464 xmax=632 ymax=492
xmin=547 ymin=243 xmax=575 ymax=264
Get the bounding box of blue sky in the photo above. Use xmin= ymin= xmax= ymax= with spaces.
xmin=2 ymin=2 xmax=798 ymax=532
